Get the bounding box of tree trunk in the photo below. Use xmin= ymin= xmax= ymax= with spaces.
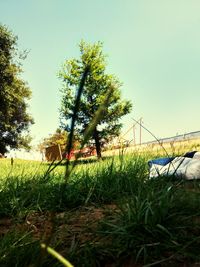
xmin=93 ymin=128 xmax=102 ymax=159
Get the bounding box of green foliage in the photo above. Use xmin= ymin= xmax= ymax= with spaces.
xmin=0 ymin=24 xmax=33 ymax=154
xmin=0 ymin=230 xmax=40 ymax=267
xmin=59 ymin=41 xmax=132 ymax=157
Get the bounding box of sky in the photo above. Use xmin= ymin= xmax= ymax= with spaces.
xmin=1 ymin=0 xmax=200 ymax=146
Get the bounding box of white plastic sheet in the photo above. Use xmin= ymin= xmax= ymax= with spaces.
xmin=149 ymin=152 xmax=200 ymax=180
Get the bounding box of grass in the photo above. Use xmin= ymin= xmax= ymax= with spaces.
xmin=0 ymin=153 xmax=148 ymax=216
xmin=0 ymin=147 xmax=200 ymax=266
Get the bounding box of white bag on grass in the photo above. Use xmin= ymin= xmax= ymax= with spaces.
xmin=149 ymin=152 xmax=200 ymax=180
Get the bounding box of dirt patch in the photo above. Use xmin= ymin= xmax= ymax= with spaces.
xmin=0 ymin=218 xmax=12 ymax=236
xmin=1 ymin=205 xmax=199 ymax=267
xmin=0 ymin=205 xmax=117 ymax=244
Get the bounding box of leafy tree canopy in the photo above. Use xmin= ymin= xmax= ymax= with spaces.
xmin=0 ymin=24 xmax=34 ymax=154
xmin=59 ymin=41 xmax=132 ymax=158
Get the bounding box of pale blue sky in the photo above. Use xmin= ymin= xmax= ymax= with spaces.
xmin=1 ymin=0 xmax=200 ymax=145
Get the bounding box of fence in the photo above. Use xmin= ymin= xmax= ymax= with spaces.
xmin=142 ymin=131 xmax=200 ymax=146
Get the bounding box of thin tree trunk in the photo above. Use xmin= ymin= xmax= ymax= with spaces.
xmin=93 ymin=128 xmax=102 ymax=159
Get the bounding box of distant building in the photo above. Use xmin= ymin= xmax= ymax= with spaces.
xmin=45 ymin=144 xmax=63 ymax=161
xmin=45 ymin=144 xmax=96 ymax=161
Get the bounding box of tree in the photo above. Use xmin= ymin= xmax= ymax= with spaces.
xmin=0 ymin=24 xmax=34 ymax=155
xmin=59 ymin=41 xmax=132 ymax=158
xmin=38 ymin=128 xmax=80 ymax=153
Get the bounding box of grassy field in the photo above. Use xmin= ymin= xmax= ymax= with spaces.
xmin=0 ymin=145 xmax=200 ymax=267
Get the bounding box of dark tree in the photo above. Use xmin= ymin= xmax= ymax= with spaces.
xmin=0 ymin=24 xmax=34 ymax=155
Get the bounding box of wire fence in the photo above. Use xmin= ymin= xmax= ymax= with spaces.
xmin=142 ymin=131 xmax=200 ymax=145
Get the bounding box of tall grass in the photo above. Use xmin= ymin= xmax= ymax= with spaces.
xmin=0 ymin=153 xmax=148 ymax=217
xmin=63 ymin=175 xmax=200 ymax=266
xmin=1 ymin=152 xmax=200 ymax=266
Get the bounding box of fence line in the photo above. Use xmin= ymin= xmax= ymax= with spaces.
xmin=141 ymin=130 xmax=200 ymax=145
